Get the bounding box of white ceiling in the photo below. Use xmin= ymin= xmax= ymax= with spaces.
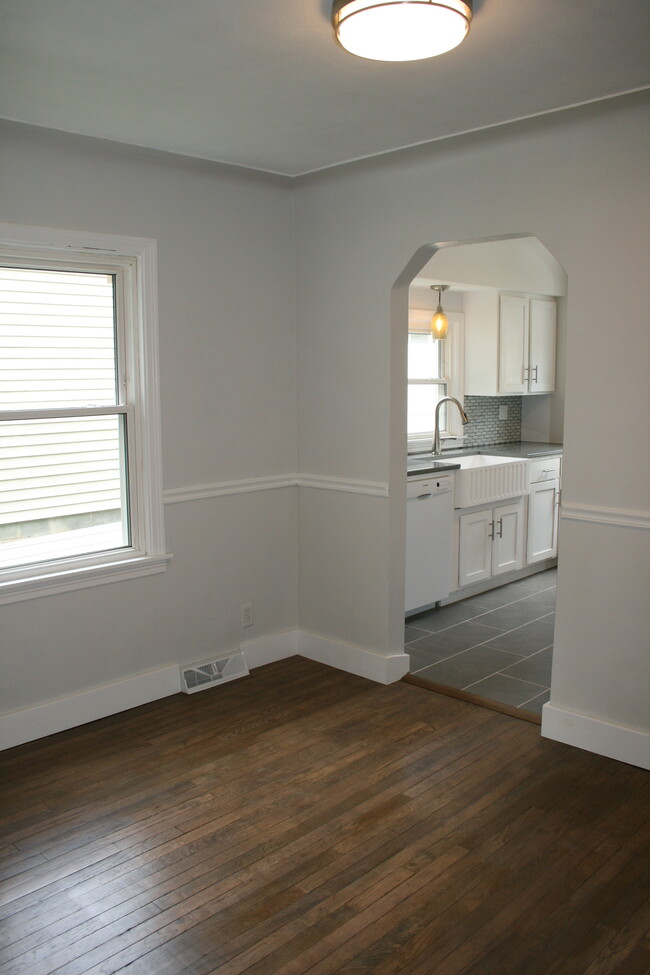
xmin=1 ymin=0 xmax=648 ymax=177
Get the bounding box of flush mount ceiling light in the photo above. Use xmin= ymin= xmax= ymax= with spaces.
xmin=430 ymin=284 xmax=450 ymax=339
xmin=332 ymin=0 xmax=473 ymax=62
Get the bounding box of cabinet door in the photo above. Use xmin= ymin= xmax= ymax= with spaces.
xmin=458 ymin=509 xmax=492 ymax=588
xmin=527 ymin=479 xmax=559 ymax=563
xmin=492 ymin=501 xmax=524 ymax=576
xmin=498 ymin=295 xmax=528 ymax=394
xmin=529 ymin=298 xmax=557 ymax=393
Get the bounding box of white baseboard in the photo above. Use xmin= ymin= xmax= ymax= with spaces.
xmin=0 ymin=630 xmax=409 ymax=751
xmin=0 ymin=665 xmax=180 ymax=752
xmin=241 ymin=629 xmax=298 ymax=669
xmin=542 ymin=702 xmax=650 ymax=770
xmin=298 ymin=631 xmax=409 ymax=685
xmin=242 ymin=628 xmax=409 ymax=685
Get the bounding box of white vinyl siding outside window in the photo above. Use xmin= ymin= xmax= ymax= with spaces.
xmin=407 ymin=307 xmax=465 ymax=453
xmin=0 ymin=224 xmax=168 ymax=604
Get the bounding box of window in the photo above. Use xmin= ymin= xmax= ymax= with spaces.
xmin=0 ymin=225 xmax=168 ymax=603
xmin=407 ymin=306 xmax=464 ymax=453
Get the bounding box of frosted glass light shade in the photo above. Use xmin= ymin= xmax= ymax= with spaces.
xmin=431 ymin=307 xmax=449 ymax=339
xmin=332 ymin=0 xmax=472 ymax=62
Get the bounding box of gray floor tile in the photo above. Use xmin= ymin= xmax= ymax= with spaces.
xmin=521 ymin=590 xmax=557 ymax=612
xmin=407 ymin=571 xmax=557 ymax=709
xmin=505 ymin=570 xmax=556 ymax=595
xmin=465 ymin=673 xmax=548 ymax=707
xmin=482 ymin=616 xmax=555 ymax=656
xmin=408 ymin=647 xmax=444 ymax=673
xmin=408 ymin=598 xmax=494 ymax=632
xmin=502 ymin=647 xmax=553 ymax=687
xmin=405 ymin=624 xmax=431 ymax=643
xmin=415 ymin=646 xmax=523 ymax=688
xmin=408 ymin=619 xmax=507 ymax=657
xmin=477 ymin=598 xmax=552 ymax=631
xmin=520 ymin=688 xmax=551 ymax=716
xmin=454 ymin=587 xmax=523 ymax=611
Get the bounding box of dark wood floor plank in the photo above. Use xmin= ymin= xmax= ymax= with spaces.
xmin=0 ymin=658 xmax=647 ymax=975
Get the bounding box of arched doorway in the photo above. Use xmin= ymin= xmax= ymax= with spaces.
xmin=390 ymin=235 xmax=567 ymax=721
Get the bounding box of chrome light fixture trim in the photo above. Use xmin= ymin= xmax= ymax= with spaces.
xmin=332 ymin=0 xmax=473 ymax=62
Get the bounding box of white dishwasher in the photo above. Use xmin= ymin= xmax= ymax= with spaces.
xmin=405 ymin=473 xmax=454 ymax=615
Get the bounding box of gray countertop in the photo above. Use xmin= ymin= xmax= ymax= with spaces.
xmin=407 ymin=441 xmax=563 ymax=476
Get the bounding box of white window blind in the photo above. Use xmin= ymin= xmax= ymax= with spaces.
xmin=0 ymin=266 xmax=129 ymax=570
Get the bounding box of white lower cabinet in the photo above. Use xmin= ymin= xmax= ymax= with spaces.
xmin=526 ymin=482 xmax=560 ymax=565
xmin=458 ymin=499 xmax=525 ymax=588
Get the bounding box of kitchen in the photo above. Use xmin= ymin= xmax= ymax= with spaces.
xmin=404 ymin=235 xmax=565 ymax=720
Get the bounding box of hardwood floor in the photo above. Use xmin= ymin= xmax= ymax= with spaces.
xmin=1 ymin=656 xmax=648 ymax=975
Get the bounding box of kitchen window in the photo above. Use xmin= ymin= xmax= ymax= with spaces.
xmin=0 ymin=224 xmax=168 ymax=603
xmin=407 ymin=307 xmax=464 ymax=453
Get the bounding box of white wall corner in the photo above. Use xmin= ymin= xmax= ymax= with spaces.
xmin=0 ymin=665 xmax=181 ymax=752
xmin=298 ymin=630 xmax=409 ymax=685
xmin=541 ymin=702 xmax=650 ymax=771
xmin=241 ymin=629 xmax=299 ymax=670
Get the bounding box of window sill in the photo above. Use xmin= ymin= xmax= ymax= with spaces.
xmin=0 ymin=552 xmax=172 ymax=605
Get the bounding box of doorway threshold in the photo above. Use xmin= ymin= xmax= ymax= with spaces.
xmin=402 ymin=672 xmax=541 ymax=724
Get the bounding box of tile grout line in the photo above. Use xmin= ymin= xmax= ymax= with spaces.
xmin=518 ymin=687 xmax=552 ymax=709
xmin=465 ymin=672 xmax=549 ymax=694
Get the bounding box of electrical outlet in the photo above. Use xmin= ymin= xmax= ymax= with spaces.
xmin=241 ymin=603 xmax=254 ymax=628
xmin=499 ymin=405 xmax=508 ymax=420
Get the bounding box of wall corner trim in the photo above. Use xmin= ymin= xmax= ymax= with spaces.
xmin=163 ymin=473 xmax=389 ymax=504
xmin=297 ymin=631 xmax=409 ymax=685
xmin=560 ymin=503 xmax=650 ymax=531
xmin=243 ymin=628 xmax=408 ymax=684
xmin=541 ymin=702 xmax=650 ymax=770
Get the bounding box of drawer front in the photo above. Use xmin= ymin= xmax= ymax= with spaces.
xmin=530 ymin=456 xmax=561 ymax=483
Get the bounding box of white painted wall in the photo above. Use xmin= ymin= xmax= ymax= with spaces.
xmin=294 ymin=95 xmax=650 ymax=766
xmin=0 ymin=122 xmax=298 ymax=720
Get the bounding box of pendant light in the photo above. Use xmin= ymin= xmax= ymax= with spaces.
xmin=332 ymin=1 xmax=473 ymax=62
xmin=430 ymin=285 xmax=449 ymax=339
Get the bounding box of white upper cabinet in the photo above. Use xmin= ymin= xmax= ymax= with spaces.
xmin=464 ymin=292 xmax=557 ymax=396
xmin=528 ymin=297 xmax=557 ymax=393
xmin=498 ymin=295 xmax=529 ymax=393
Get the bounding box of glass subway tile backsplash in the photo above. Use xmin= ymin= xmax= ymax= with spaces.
xmin=463 ymin=395 xmax=522 ymax=448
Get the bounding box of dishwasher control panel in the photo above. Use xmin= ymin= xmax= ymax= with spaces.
xmin=406 ymin=474 xmax=453 ymax=499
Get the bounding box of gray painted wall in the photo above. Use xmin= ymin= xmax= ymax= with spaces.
xmin=1 ymin=92 xmax=648 ymax=759
xmin=294 ymin=94 xmax=650 ymax=738
xmin=0 ymin=123 xmax=298 ymax=714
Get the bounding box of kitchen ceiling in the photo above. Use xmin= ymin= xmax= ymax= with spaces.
xmin=1 ymin=0 xmax=648 ymax=177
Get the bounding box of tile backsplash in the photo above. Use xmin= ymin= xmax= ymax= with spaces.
xmin=463 ymin=395 xmax=522 ymax=448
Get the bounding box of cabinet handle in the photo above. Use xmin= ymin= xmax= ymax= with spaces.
xmin=416 ymin=493 xmax=433 ymax=500
xmin=488 ymin=520 xmax=495 ymax=540
xmin=555 ymin=489 xmax=561 ymax=507
xmin=523 ymin=365 xmax=529 ymax=384
xmin=497 ymin=517 xmax=504 ymax=538
xmin=532 ymin=365 xmax=539 ymax=383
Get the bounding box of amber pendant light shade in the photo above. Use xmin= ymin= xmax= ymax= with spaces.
xmin=430 ymin=284 xmax=450 ymax=339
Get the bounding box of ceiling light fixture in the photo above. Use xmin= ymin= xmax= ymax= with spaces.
xmin=332 ymin=0 xmax=473 ymax=62
xmin=430 ymin=285 xmax=450 ymax=339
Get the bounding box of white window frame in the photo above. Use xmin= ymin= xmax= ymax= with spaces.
xmin=407 ymin=308 xmax=465 ymax=453
xmin=0 ymin=223 xmax=169 ymax=604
